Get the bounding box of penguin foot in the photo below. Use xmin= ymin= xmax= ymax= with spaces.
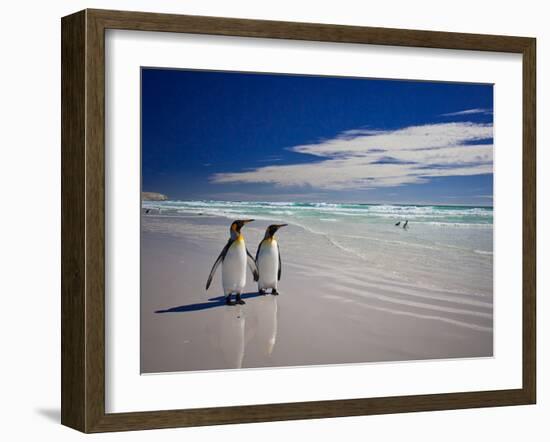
xmin=259 ymin=289 xmax=267 ymax=296
xmin=236 ymin=294 xmax=246 ymax=305
xmin=271 ymin=289 xmax=279 ymax=296
xmin=225 ymin=297 xmax=235 ymax=306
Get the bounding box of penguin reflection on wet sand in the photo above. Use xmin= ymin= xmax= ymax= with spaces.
xmin=206 ymin=220 xmax=259 ymax=306
xmin=256 ymin=224 xmax=287 ymax=296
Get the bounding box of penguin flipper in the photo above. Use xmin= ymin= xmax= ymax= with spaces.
xmin=246 ymin=248 xmax=259 ymax=281
xmin=255 ymin=240 xmax=263 ymax=262
xmin=277 ymin=243 xmax=282 ymax=281
xmin=205 ymin=239 xmax=232 ymax=290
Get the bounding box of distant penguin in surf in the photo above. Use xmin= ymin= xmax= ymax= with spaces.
xmin=206 ymin=220 xmax=259 ymax=305
xmin=403 ymin=220 xmax=409 ymax=229
xmin=256 ymin=224 xmax=287 ymax=296
xmin=395 ymin=221 xmax=401 ymax=226
xmin=145 ymin=209 xmax=150 ymax=214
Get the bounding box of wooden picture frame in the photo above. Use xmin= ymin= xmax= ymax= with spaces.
xmin=61 ymin=8 xmax=536 ymax=433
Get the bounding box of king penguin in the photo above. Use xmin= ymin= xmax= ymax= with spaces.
xmin=206 ymin=219 xmax=259 ymax=305
xmin=256 ymin=224 xmax=287 ymax=296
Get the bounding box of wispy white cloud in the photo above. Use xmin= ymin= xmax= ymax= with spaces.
xmin=441 ymin=108 xmax=492 ymax=117
xmin=211 ymin=122 xmax=493 ymax=191
xmin=257 ymin=156 xmax=283 ymax=163
xmin=206 ymin=191 xmax=332 ymax=202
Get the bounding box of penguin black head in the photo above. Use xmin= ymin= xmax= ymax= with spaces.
xmin=230 ymin=219 xmax=254 ymax=235
xmin=265 ymin=223 xmax=288 ymax=239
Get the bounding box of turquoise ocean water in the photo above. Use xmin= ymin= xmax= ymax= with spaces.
xmin=142 ymin=200 xmax=493 ymax=296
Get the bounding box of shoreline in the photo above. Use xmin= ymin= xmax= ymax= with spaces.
xmin=143 ymin=199 xmax=494 ymax=210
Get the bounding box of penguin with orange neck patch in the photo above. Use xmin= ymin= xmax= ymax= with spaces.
xmin=206 ymin=219 xmax=259 ymax=305
xmin=256 ymin=224 xmax=287 ymax=296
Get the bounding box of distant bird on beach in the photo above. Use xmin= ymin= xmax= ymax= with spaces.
xmin=256 ymin=224 xmax=287 ymax=296
xmin=206 ymin=220 xmax=258 ymax=305
xmin=395 ymin=221 xmax=401 ymax=226
xmin=403 ymin=220 xmax=409 ymax=229
xmin=145 ymin=209 xmax=150 ymax=214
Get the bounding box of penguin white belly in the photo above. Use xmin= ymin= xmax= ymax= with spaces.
xmin=257 ymin=240 xmax=279 ymax=290
xmin=222 ymin=240 xmax=247 ymax=295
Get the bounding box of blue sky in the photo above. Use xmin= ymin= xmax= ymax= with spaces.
xmin=142 ymin=68 xmax=493 ymax=206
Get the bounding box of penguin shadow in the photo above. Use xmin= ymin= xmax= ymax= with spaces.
xmin=155 ymin=292 xmax=263 ymax=313
xmin=155 ymin=292 xmax=280 ymax=368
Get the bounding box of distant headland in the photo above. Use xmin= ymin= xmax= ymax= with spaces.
xmin=142 ymin=192 xmax=168 ymax=201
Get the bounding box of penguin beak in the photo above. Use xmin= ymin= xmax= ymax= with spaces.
xmin=270 ymin=224 xmax=287 ymax=234
xmin=242 ymin=219 xmax=254 ymax=224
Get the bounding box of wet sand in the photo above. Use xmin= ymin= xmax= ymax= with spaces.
xmin=141 ymin=214 xmax=492 ymax=373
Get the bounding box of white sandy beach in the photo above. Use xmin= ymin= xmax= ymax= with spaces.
xmin=140 ymin=207 xmax=493 ymax=374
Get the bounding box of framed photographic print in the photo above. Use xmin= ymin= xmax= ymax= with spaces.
xmin=61 ymin=9 xmax=536 ymax=433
